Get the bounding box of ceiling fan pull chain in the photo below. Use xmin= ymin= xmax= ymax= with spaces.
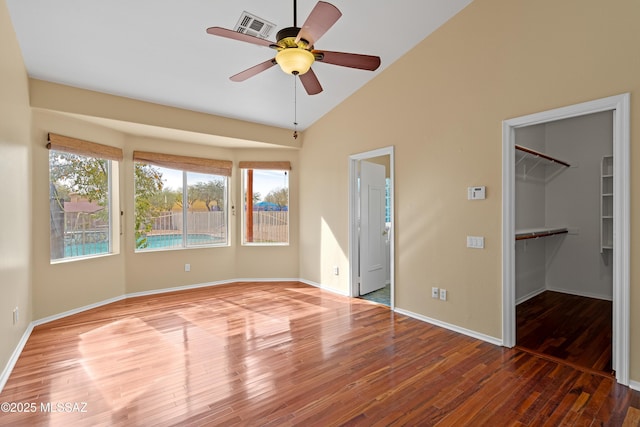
xmin=293 ymin=75 xmax=299 ymax=139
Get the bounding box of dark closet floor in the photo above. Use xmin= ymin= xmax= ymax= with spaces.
xmin=516 ymin=290 xmax=613 ymax=375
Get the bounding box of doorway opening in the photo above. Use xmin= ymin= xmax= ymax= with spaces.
xmin=349 ymin=146 xmax=395 ymax=308
xmin=502 ymin=94 xmax=630 ymax=385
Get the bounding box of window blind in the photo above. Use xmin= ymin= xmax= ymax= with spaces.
xmin=238 ymin=161 xmax=291 ymax=170
xmin=47 ymin=133 xmax=123 ymax=162
xmin=133 ymin=151 xmax=232 ymax=176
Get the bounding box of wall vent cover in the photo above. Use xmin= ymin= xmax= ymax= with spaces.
xmin=234 ymin=12 xmax=276 ymax=40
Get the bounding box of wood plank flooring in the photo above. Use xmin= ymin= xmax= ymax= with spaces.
xmin=516 ymin=291 xmax=613 ymax=374
xmin=1 ymin=282 xmax=638 ymax=426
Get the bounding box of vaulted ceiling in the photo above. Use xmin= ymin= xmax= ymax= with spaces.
xmin=7 ymin=0 xmax=472 ymax=131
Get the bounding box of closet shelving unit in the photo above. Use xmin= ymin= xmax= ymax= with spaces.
xmin=600 ymin=155 xmax=613 ymax=252
xmin=515 ymin=144 xmax=571 ymax=241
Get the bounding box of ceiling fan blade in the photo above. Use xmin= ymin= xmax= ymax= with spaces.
xmin=206 ymin=27 xmax=273 ymax=48
xmin=230 ymin=59 xmax=277 ymax=82
xmin=315 ymin=50 xmax=381 ymax=71
xmin=295 ymin=1 xmax=342 ymax=46
xmin=299 ymin=68 xmax=323 ymax=95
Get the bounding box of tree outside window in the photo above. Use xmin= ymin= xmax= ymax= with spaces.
xmin=134 ymin=164 xmax=229 ymax=251
xmin=49 ymin=150 xmax=115 ymax=260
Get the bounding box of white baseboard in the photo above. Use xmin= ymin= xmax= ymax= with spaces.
xmin=545 ymin=286 xmax=613 ymax=301
xmin=124 ymin=279 xmax=238 ymax=300
xmin=393 ymin=307 xmax=503 ymax=347
xmin=33 ymin=294 xmax=127 ymax=327
xmin=298 ymin=278 xmax=350 ymax=296
xmin=517 ymin=287 xmax=612 ymax=305
xmin=0 ymin=323 xmax=35 ymax=394
xmin=516 ymin=287 xmax=546 ymax=305
xmin=630 ymin=380 xmax=640 ymax=392
xmin=31 ymin=277 xmax=345 ymax=329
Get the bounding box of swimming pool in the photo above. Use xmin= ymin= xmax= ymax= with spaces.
xmin=137 ymin=233 xmax=223 ymax=250
xmin=63 ymin=233 xmax=224 ymax=257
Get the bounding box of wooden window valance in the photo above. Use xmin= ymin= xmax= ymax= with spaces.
xmin=47 ymin=133 xmax=123 ymax=162
xmin=133 ymin=151 xmax=232 ymax=177
xmin=238 ymin=161 xmax=291 ymax=170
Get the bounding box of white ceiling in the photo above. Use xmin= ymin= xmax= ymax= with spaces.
xmin=6 ymin=0 xmax=472 ymax=132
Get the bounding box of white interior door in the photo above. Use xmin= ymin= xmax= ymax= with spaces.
xmin=360 ymin=161 xmax=386 ymax=295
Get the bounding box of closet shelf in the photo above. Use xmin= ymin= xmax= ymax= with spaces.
xmin=515 ymin=227 xmax=568 ymax=241
xmin=515 ymin=145 xmax=571 ymax=168
xmin=601 ymin=155 xmax=613 ymax=252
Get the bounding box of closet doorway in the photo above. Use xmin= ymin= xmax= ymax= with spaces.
xmin=501 ymin=94 xmax=630 ymax=385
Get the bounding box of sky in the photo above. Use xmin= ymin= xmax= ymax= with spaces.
xmin=161 ymin=167 xmax=288 ymax=201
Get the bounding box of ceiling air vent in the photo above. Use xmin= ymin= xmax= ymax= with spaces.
xmin=234 ymin=11 xmax=276 ymax=40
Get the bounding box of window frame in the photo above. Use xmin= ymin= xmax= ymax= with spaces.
xmin=133 ymin=151 xmax=232 ymax=252
xmin=240 ymin=162 xmax=291 ymax=246
xmin=47 ymin=133 xmax=121 ymax=263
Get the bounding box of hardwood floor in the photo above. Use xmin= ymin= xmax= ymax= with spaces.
xmin=516 ymin=291 xmax=613 ymax=374
xmin=1 ymin=282 xmax=638 ymax=426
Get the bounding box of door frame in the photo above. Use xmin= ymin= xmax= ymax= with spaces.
xmin=501 ymin=93 xmax=630 ymax=385
xmin=349 ymin=146 xmax=395 ymax=308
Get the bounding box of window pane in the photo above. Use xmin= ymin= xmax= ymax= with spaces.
xmin=186 ymin=172 xmax=228 ymax=247
xmin=385 ymin=178 xmax=391 ymax=223
xmin=243 ymin=169 xmax=289 ymax=245
xmin=49 ymin=150 xmax=111 ymax=260
xmin=135 ymin=164 xmax=183 ymax=250
xmin=134 ymin=163 xmax=228 ymax=251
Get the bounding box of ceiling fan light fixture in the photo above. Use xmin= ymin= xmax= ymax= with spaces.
xmin=275 ymin=48 xmax=315 ymax=75
xmin=208 ymin=1 xmax=380 ymax=95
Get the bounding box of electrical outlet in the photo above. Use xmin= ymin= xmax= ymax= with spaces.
xmin=13 ymin=307 xmax=19 ymax=325
xmin=439 ymin=289 xmax=447 ymax=301
xmin=431 ymin=287 xmax=439 ymax=299
xmin=333 ymin=266 xmax=339 ymax=275
xmin=185 ymin=263 xmax=191 ymax=272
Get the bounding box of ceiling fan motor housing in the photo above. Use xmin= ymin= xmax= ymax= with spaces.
xmin=276 ymin=27 xmax=309 ymax=48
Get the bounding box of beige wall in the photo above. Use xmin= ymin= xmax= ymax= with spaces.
xmin=123 ymin=139 xmax=300 ymax=294
xmin=29 ymin=80 xmax=299 ymax=149
xmin=30 ymin=108 xmax=299 ymax=318
xmin=31 ymin=111 xmax=127 ymax=318
xmin=299 ymin=0 xmax=640 ymax=381
xmin=1 ymin=31 xmax=299 ymax=324
xmin=3 ymin=0 xmax=640 ymax=386
xmin=0 ymin=0 xmax=32 ymax=375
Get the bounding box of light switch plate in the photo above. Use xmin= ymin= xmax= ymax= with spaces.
xmin=467 ymin=236 xmax=485 ymax=249
xmin=467 ymin=186 xmax=486 ymax=200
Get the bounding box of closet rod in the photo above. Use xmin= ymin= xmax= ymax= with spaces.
xmin=515 ymin=145 xmax=571 ymax=167
xmin=515 ymin=228 xmax=568 ymax=241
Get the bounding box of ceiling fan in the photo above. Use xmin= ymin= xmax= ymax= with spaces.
xmin=206 ymin=1 xmax=381 ymax=95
